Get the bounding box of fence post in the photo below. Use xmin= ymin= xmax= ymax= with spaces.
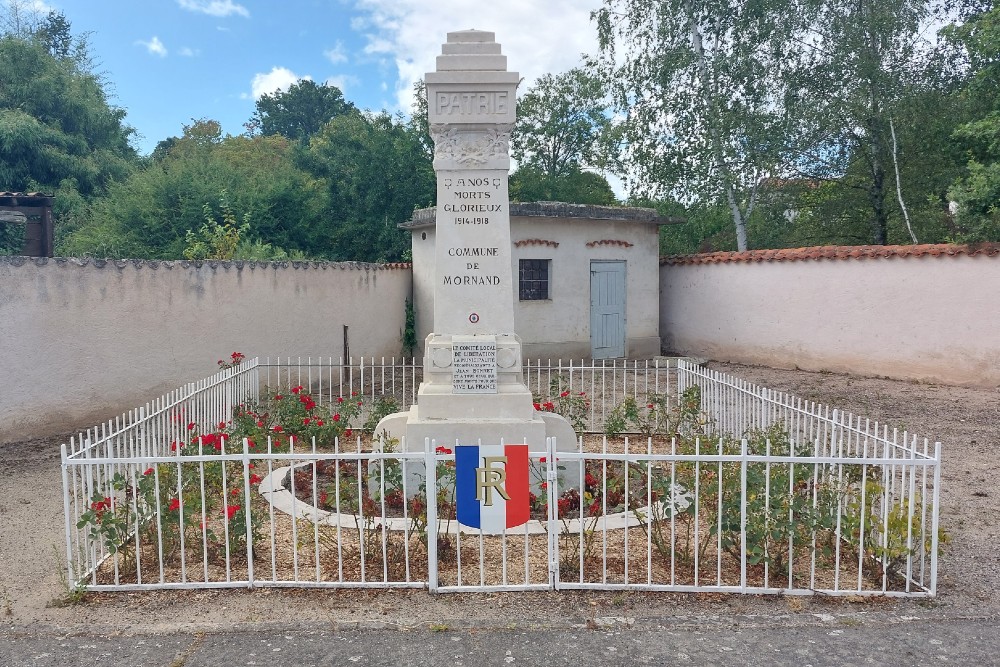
xmin=930 ymin=441 xmax=941 ymax=596
xmin=61 ymin=444 xmax=76 ymax=591
xmin=425 ymin=437 xmax=438 ymax=593
xmin=547 ymin=436 xmax=558 ymax=589
xmin=740 ymin=438 xmax=748 ymax=593
xmin=242 ymin=436 xmax=255 ymax=589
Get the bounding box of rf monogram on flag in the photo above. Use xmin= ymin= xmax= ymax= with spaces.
xmin=455 ymin=444 xmax=530 ymax=534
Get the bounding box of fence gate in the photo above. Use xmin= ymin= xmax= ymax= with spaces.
xmin=426 ymin=439 xmax=558 ymax=593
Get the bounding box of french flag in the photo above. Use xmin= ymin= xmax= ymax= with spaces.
xmin=455 ymin=443 xmax=530 ymax=534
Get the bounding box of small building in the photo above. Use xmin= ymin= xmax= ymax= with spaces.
xmin=401 ymin=202 xmax=680 ymax=360
xmin=0 ymin=192 xmax=54 ymax=257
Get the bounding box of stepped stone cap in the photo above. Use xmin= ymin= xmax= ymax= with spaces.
xmin=449 ymin=29 xmax=495 ymax=42
xmin=432 ymin=28 xmax=512 ymax=75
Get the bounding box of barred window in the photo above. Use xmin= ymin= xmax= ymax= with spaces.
xmin=519 ymin=259 xmax=550 ymax=300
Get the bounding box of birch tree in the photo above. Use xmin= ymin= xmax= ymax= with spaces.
xmin=791 ymin=0 xmax=951 ymax=245
xmin=593 ymin=0 xmax=812 ymax=251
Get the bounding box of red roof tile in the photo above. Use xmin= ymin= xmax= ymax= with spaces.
xmin=514 ymin=239 xmax=560 ymax=248
xmin=586 ymin=239 xmax=634 ymax=248
xmin=659 ymin=243 xmax=1000 ymax=266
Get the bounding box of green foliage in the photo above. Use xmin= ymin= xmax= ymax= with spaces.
xmin=61 ymin=122 xmax=327 ymax=259
xmin=603 ymin=387 xmax=706 ymax=437
xmin=364 ymin=395 xmax=400 ymax=433
xmin=533 ymin=377 xmax=591 ymax=433
xmin=946 ymin=6 xmax=1000 ymax=241
xmin=302 ymin=111 xmax=434 ymax=262
xmin=513 ymin=68 xmax=611 ymax=178
xmin=510 ymin=164 xmax=618 ymax=205
xmin=249 ymin=79 xmax=357 ymax=142
xmin=0 ymin=28 xmax=136 ymax=197
xmin=402 ymin=298 xmax=417 ymax=358
xmin=76 ymin=454 xmax=262 ymax=569
xmin=183 ymin=193 xmax=249 ymax=260
xmin=230 ymin=384 xmax=364 ymax=451
xmin=594 ymin=0 xmax=812 ymax=251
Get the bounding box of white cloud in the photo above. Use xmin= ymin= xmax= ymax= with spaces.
xmin=249 ymin=66 xmax=310 ymax=100
xmin=178 ymin=46 xmax=200 ymax=57
xmin=352 ymin=0 xmax=602 ymax=112
xmin=136 ymin=36 xmax=168 ymax=57
xmin=177 ymin=0 xmax=249 ymax=18
xmin=25 ymin=0 xmax=53 ymax=12
xmin=325 ymin=74 xmax=360 ymax=92
xmin=324 ymin=41 xmax=349 ymax=65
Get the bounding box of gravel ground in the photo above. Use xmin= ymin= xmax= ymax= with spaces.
xmin=1 ymin=361 xmax=997 ymax=636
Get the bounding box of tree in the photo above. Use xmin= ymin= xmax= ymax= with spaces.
xmin=61 ymin=120 xmax=328 ymax=258
xmin=790 ymin=0 xmax=964 ymax=245
xmin=0 ymin=24 xmax=136 ymax=197
xmin=302 ymin=111 xmax=434 ymax=261
xmin=945 ymin=5 xmax=1000 ymax=240
xmin=512 ymin=68 xmax=611 ymax=180
xmin=594 ymin=0 xmax=813 ymax=252
xmin=510 ymin=164 xmax=617 ymax=205
xmin=248 ymin=79 xmax=357 ymax=141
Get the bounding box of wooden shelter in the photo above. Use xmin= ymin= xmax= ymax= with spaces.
xmin=0 ymin=192 xmax=55 ymax=257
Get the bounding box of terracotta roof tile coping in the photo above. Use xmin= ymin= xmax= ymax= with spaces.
xmin=660 ymin=243 xmax=1000 ymax=266
xmin=0 ymin=256 xmax=412 ymax=270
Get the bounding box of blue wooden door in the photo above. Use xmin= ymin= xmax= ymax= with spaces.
xmin=590 ymin=261 xmax=626 ymax=359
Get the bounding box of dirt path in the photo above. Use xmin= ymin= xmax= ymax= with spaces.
xmin=1 ymin=362 xmax=997 ymax=635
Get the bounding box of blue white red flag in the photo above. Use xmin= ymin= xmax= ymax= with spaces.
xmin=455 ymin=443 xmax=529 ymax=534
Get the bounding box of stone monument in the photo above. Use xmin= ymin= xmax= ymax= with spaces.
xmin=376 ymin=29 xmax=576 ymax=455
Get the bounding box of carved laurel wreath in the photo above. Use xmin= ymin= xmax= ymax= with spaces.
xmin=430 ymin=124 xmax=513 ymax=165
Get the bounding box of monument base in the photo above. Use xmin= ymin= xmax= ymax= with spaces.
xmin=374 ymin=331 xmax=578 ymax=453
xmin=373 ymin=405 xmax=579 ymax=494
xmin=374 ymin=405 xmax=577 ymax=453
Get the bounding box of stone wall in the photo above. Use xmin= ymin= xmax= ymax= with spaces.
xmin=0 ymin=257 xmax=412 ymax=443
xmin=659 ymin=244 xmax=1000 ymax=387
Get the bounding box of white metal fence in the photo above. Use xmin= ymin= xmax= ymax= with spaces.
xmin=256 ymin=356 xmax=674 ymax=434
xmin=62 ymin=358 xmax=941 ymax=597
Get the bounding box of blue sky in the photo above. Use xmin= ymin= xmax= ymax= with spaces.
xmin=19 ymin=0 xmax=605 ymax=155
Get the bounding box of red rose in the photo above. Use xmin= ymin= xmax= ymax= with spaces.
xmin=168 ymin=498 xmax=180 ymax=512
xmin=225 ymin=505 xmax=239 ymax=520
xmin=333 ymin=414 xmax=340 ymax=422
xmin=143 ymin=467 xmax=154 ymax=476
xmin=249 ymin=473 xmax=262 ymax=485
